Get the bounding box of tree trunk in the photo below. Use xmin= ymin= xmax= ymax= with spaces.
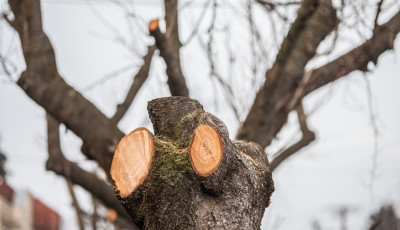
xmin=111 ymin=97 xmax=274 ymax=229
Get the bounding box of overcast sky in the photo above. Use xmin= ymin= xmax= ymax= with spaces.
xmin=0 ymin=1 xmax=399 ymax=229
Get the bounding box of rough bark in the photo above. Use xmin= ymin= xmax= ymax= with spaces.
xmin=111 ymin=97 xmax=274 ymax=229
xmin=7 ymin=0 xmax=123 ymax=172
xmin=236 ymin=0 xmax=337 ymax=148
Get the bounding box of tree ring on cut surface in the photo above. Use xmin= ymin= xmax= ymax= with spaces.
xmin=111 ymin=128 xmax=154 ymax=198
xmin=189 ymin=124 xmax=223 ymax=177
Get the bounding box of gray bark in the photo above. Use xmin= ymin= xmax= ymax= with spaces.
xmin=115 ymin=97 xmax=274 ymax=229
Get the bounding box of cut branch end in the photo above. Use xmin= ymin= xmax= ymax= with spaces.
xmin=111 ymin=128 xmax=154 ymax=198
xmin=189 ymin=124 xmax=223 ymax=177
xmin=149 ymin=19 xmax=159 ymax=32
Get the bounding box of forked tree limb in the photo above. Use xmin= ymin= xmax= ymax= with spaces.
xmin=237 ymin=0 xmax=337 ymax=148
xmin=45 ymin=114 xmax=137 ymax=230
xmin=111 ymin=97 xmax=274 ymax=229
xmin=7 ymin=0 xmax=123 ymax=173
xmin=111 ymin=45 xmax=156 ymax=123
xmin=149 ymin=19 xmax=189 ymax=97
xmin=269 ymin=104 xmax=315 ymax=171
xmin=305 ymin=10 xmax=400 ymax=95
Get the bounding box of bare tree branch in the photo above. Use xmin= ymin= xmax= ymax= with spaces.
xmin=111 ymin=45 xmax=156 ymax=123
xmin=91 ymin=196 xmax=99 ymax=230
xmin=256 ymin=0 xmax=301 ymax=12
xmin=149 ymin=19 xmax=189 ymax=97
xmin=45 ymin=114 xmax=136 ymax=229
xmin=373 ymin=0 xmax=385 ymax=31
xmin=237 ymin=0 xmax=337 ymax=148
xmin=270 ymin=104 xmax=315 ymax=171
xmin=181 ymin=0 xmax=212 ymax=46
xmin=305 ymin=10 xmax=400 ymax=95
xmin=7 ymin=0 xmax=124 ymax=172
xmin=164 ymin=0 xmax=181 ymax=61
xmin=66 ymin=180 xmax=86 ymax=230
xmin=0 ymin=54 xmax=16 ymax=82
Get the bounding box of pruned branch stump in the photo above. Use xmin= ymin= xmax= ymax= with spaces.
xmin=111 ymin=97 xmax=274 ymax=229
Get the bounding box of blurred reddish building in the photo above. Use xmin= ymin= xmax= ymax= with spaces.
xmin=0 ymin=181 xmax=14 ymax=203
xmin=32 ymin=199 xmax=60 ymax=230
xmin=0 ymin=179 xmax=61 ymax=230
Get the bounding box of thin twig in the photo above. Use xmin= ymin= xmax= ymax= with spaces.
xmin=84 ymin=64 xmax=134 ymax=91
xmin=373 ymin=0 xmax=384 ymax=31
xmin=363 ymin=74 xmax=380 ymax=193
xmin=270 ymin=104 xmax=315 ymax=171
xmin=0 ymin=54 xmax=17 ymax=82
xmin=111 ymin=45 xmax=156 ymax=123
xmin=182 ymin=0 xmax=212 ymax=46
xmin=256 ymin=0 xmax=300 ymax=11
xmin=66 ymin=181 xmax=86 ymax=230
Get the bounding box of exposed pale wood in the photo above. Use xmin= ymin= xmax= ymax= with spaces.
xmin=111 ymin=128 xmax=154 ymax=198
xmin=189 ymin=124 xmax=223 ymax=177
xmin=149 ymin=19 xmax=159 ymax=31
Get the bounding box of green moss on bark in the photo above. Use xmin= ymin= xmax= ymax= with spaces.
xmin=152 ymin=138 xmax=192 ymax=181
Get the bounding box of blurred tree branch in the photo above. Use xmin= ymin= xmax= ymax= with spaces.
xmin=305 ymin=10 xmax=400 ymax=95
xmin=149 ymin=19 xmax=189 ymax=97
xmin=270 ymin=103 xmax=315 ymax=171
xmin=6 ymin=0 xmax=123 ymax=173
xmin=237 ymin=0 xmax=337 ymax=148
xmin=66 ymin=180 xmax=86 ymax=230
xmin=111 ymin=45 xmax=156 ymax=123
xmin=46 ymin=114 xmax=136 ymax=229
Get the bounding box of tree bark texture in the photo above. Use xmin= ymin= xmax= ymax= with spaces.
xmin=112 ymin=97 xmax=274 ymax=229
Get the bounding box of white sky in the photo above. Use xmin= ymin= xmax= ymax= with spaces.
xmin=0 ymin=1 xmax=399 ymax=229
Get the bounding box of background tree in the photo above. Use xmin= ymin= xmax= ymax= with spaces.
xmin=0 ymin=0 xmax=399 ymax=229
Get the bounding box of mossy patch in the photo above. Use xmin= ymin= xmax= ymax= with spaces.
xmin=151 ymin=138 xmax=192 ymax=181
